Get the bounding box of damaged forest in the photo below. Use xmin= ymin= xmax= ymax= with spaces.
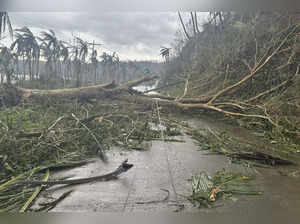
xmin=0 ymin=12 xmax=300 ymax=214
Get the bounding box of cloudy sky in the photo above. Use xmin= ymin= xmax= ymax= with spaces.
xmin=7 ymin=12 xmax=184 ymax=61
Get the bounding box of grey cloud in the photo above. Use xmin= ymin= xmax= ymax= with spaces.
xmin=9 ymin=12 xmax=179 ymax=60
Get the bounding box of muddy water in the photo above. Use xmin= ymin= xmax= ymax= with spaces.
xmin=34 ymin=118 xmax=300 ymax=217
xmin=133 ymin=81 xmax=159 ymax=94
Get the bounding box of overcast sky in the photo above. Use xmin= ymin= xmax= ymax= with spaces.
xmin=7 ymin=12 xmax=185 ymax=61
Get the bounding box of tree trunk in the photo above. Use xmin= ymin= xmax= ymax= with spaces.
xmin=0 ymin=75 xmax=157 ymax=107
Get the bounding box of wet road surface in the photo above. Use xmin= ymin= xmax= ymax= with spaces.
xmin=33 ymin=118 xmax=300 ymax=217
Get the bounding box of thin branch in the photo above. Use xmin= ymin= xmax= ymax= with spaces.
xmin=207 ymin=24 xmax=300 ymax=105
xmin=178 ymin=11 xmax=190 ymax=40
xmin=176 ymin=77 xmax=189 ymax=102
xmin=194 ymin=12 xmax=200 ymax=33
xmin=190 ymin=12 xmax=197 ymax=36
xmin=246 ymin=66 xmax=299 ymax=103
xmin=71 ymin=113 xmax=106 ymax=160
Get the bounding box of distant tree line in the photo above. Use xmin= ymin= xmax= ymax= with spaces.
xmin=0 ymin=13 xmax=163 ymax=89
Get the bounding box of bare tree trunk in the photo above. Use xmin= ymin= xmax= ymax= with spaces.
xmin=28 ymin=58 xmax=33 ymax=81
xmin=6 ymin=69 xmax=11 ymax=84
xmin=0 ymin=75 xmax=158 ymax=107
xmin=23 ymin=56 xmax=26 ymax=83
xmin=194 ymin=12 xmax=200 ymax=33
xmin=190 ymin=12 xmax=197 ymax=36
xmin=178 ymin=11 xmax=190 ymax=40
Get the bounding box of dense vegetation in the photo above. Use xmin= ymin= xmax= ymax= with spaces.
xmin=161 ymin=12 xmax=300 ymax=144
xmin=1 ymin=12 xmax=300 ymax=212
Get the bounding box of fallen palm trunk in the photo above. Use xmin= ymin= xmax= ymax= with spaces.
xmin=0 ymin=75 xmax=158 ymax=107
xmin=19 ymin=159 xmax=133 ymax=186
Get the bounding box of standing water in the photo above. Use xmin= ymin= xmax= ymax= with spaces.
xmin=133 ymin=79 xmax=159 ymax=95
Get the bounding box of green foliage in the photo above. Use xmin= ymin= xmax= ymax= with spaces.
xmin=188 ymin=127 xmax=297 ymax=166
xmin=188 ymin=169 xmax=262 ymax=209
xmin=162 ymin=12 xmax=300 ymax=146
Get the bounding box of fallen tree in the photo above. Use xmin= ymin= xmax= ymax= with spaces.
xmin=0 ymin=75 xmax=158 ymax=107
xmin=19 ymin=159 xmax=133 ymax=186
xmin=1 ymin=23 xmax=300 ymax=137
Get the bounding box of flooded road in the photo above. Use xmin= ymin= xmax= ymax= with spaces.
xmin=34 ymin=117 xmax=300 ymax=217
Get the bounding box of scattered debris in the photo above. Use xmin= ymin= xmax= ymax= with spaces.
xmin=19 ymin=169 xmax=50 ymax=212
xmin=230 ymin=151 xmax=295 ymax=166
xmin=278 ymin=169 xmax=300 ymax=178
xmin=188 ymin=128 xmax=296 ymax=167
xmin=0 ymin=97 xmax=185 ymax=212
xmin=188 ymin=169 xmax=262 ymax=208
xmin=19 ymin=159 xmax=133 ymax=186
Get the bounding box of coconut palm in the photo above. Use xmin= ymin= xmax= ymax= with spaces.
xmin=59 ymin=41 xmax=70 ymax=85
xmin=71 ymin=37 xmax=89 ymax=86
xmin=76 ymin=37 xmax=88 ymax=62
xmin=39 ymin=30 xmax=60 ymax=77
xmin=11 ymin=27 xmax=40 ymax=81
xmin=0 ymin=12 xmax=13 ymax=40
xmin=111 ymin=52 xmax=120 ymax=82
xmin=100 ymin=52 xmax=109 ymax=82
xmin=100 ymin=52 xmax=120 ymax=83
xmin=160 ymin=46 xmax=171 ymax=63
xmin=0 ymin=47 xmax=18 ymax=84
xmin=90 ymin=49 xmax=98 ymax=83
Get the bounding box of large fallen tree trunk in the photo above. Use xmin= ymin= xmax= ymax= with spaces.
xmin=0 ymin=31 xmax=299 ymax=134
xmin=0 ymin=75 xmax=158 ymax=107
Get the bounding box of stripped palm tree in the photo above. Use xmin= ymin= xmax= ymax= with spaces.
xmin=111 ymin=52 xmax=120 ymax=83
xmin=0 ymin=47 xmax=18 ymax=84
xmin=101 ymin=52 xmax=120 ymax=83
xmin=39 ymin=30 xmax=60 ymax=78
xmin=91 ymin=49 xmax=98 ymax=84
xmin=59 ymin=41 xmax=70 ymax=85
xmin=160 ymin=46 xmax=171 ymax=63
xmin=73 ymin=37 xmax=89 ymax=86
xmin=0 ymin=12 xmax=13 ymax=40
xmin=100 ymin=52 xmax=109 ymax=82
xmin=76 ymin=37 xmax=88 ymax=62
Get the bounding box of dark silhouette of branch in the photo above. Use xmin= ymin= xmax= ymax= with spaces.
xmin=190 ymin=12 xmax=197 ymax=36
xmin=178 ymin=11 xmax=190 ymax=40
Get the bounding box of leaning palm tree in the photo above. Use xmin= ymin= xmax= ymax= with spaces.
xmin=75 ymin=37 xmax=89 ymax=85
xmin=67 ymin=37 xmax=88 ymax=87
xmin=11 ymin=27 xmax=40 ymax=81
xmin=160 ymin=46 xmax=171 ymax=63
xmin=39 ymin=30 xmax=60 ymax=78
xmin=0 ymin=12 xmax=13 ymax=40
xmin=0 ymin=47 xmax=17 ymax=84
xmin=59 ymin=41 xmax=70 ymax=85
xmin=76 ymin=37 xmax=88 ymax=62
